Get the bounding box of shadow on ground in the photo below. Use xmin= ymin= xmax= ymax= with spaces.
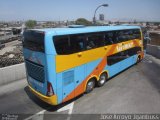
xmin=24 ymin=86 xmax=83 ymax=112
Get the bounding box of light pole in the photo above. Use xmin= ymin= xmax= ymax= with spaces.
xmin=93 ymin=4 xmax=109 ymax=25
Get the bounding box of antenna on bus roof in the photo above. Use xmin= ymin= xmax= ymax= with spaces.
xmin=68 ymin=25 xmax=85 ymax=28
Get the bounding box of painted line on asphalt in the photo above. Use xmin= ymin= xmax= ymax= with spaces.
xmin=57 ymin=102 xmax=74 ymax=114
xmin=25 ymin=102 xmax=74 ymax=120
xmin=57 ymin=102 xmax=74 ymax=120
xmin=24 ymin=109 xmax=46 ymax=120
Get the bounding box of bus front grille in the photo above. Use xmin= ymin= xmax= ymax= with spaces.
xmin=25 ymin=60 xmax=45 ymax=83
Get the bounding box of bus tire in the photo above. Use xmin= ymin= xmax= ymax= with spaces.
xmin=97 ymin=73 xmax=107 ymax=87
xmin=85 ymin=78 xmax=96 ymax=93
xmin=136 ymin=55 xmax=141 ymax=64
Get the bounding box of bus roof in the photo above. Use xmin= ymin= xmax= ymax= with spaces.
xmin=34 ymin=25 xmax=141 ymax=36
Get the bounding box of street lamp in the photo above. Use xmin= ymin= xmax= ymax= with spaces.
xmin=93 ymin=4 xmax=109 ymax=25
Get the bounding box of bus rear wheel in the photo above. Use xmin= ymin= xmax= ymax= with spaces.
xmin=97 ymin=73 xmax=107 ymax=87
xmin=85 ymin=79 xmax=95 ymax=93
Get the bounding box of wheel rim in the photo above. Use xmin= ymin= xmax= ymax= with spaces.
xmin=100 ymin=75 xmax=106 ymax=84
xmin=87 ymin=81 xmax=94 ymax=91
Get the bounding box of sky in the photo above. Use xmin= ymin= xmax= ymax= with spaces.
xmin=0 ymin=0 xmax=160 ymax=22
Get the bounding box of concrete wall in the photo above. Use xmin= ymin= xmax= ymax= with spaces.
xmin=0 ymin=63 xmax=26 ymax=86
xmin=147 ymin=44 xmax=160 ymax=59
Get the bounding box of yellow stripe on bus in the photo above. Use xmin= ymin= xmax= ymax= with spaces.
xmin=55 ymin=39 xmax=142 ymax=73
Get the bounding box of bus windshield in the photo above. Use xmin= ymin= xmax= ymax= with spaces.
xmin=23 ymin=30 xmax=45 ymax=52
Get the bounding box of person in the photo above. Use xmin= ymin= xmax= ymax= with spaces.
xmin=86 ymin=37 xmax=96 ymax=49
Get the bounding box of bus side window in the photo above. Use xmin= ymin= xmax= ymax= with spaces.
xmin=70 ymin=34 xmax=86 ymax=53
xmin=107 ymin=47 xmax=142 ymax=66
xmin=133 ymin=29 xmax=141 ymax=39
xmin=54 ymin=34 xmax=87 ymax=55
xmin=128 ymin=30 xmax=134 ymax=40
xmin=54 ymin=36 xmax=70 ymax=55
xmin=113 ymin=31 xmax=120 ymax=43
xmin=86 ymin=37 xmax=95 ymax=49
xmin=117 ymin=30 xmax=132 ymax=42
xmin=105 ymin=32 xmax=114 ymax=45
xmin=86 ymin=33 xmax=104 ymax=50
xmin=117 ymin=31 xmax=125 ymax=42
xmin=107 ymin=52 xmax=121 ymax=65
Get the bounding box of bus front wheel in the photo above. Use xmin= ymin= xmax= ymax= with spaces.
xmin=137 ymin=56 xmax=141 ymax=63
xmin=97 ymin=73 xmax=107 ymax=87
xmin=85 ymin=79 xmax=95 ymax=93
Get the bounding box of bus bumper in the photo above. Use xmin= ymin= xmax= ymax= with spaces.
xmin=28 ymin=85 xmax=58 ymax=105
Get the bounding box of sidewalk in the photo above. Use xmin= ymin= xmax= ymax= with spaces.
xmin=0 ymin=78 xmax=27 ymax=96
xmin=145 ymin=54 xmax=160 ymax=66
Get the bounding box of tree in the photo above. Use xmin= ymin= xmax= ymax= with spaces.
xmin=75 ymin=18 xmax=92 ymax=26
xmin=25 ymin=20 xmax=37 ymax=29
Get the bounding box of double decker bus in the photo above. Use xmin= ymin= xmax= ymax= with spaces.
xmin=23 ymin=25 xmax=144 ymax=105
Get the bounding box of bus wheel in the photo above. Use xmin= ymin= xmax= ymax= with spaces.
xmin=97 ymin=73 xmax=107 ymax=87
xmin=137 ymin=56 xmax=141 ymax=63
xmin=85 ymin=79 xmax=95 ymax=93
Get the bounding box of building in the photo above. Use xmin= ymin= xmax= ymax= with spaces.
xmin=99 ymin=14 xmax=104 ymax=21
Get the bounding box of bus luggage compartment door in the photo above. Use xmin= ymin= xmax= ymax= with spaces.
xmin=62 ymin=69 xmax=75 ymax=100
